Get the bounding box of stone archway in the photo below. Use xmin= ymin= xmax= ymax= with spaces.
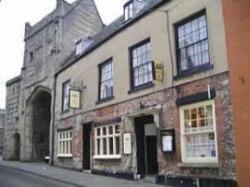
xmin=26 ymin=86 xmax=51 ymax=161
xmin=12 ymin=133 xmax=20 ymax=160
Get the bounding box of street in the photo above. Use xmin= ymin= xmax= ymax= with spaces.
xmin=0 ymin=166 xmax=78 ymax=187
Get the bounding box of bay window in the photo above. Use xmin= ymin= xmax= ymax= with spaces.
xmin=180 ymin=101 xmax=218 ymax=163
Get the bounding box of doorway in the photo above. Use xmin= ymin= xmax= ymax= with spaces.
xmin=31 ymin=90 xmax=51 ymax=161
xmin=135 ymin=115 xmax=158 ymax=175
xmin=12 ymin=133 xmax=20 ymax=160
xmin=82 ymin=123 xmax=92 ymax=170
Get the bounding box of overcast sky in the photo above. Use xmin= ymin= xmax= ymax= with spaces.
xmin=0 ymin=0 xmax=127 ymax=109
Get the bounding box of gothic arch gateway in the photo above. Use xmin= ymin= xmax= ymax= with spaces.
xmin=25 ymin=86 xmax=51 ymax=161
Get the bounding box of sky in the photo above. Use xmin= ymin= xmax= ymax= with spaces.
xmin=0 ymin=0 xmax=127 ymax=109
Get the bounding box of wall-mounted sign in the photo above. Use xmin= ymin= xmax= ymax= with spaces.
xmin=161 ymin=129 xmax=175 ymax=153
xmin=69 ymin=89 xmax=81 ymax=109
xmin=123 ymin=132 xmax=132 ymax=155
xmin=154 ymin=61 xmax=164 ymax=82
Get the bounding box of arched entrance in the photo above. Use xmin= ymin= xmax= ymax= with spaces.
xmin=27 ymin=86 xmax=51 ymax=161
xmin=12 ymin=133 xmax=20 ymax=160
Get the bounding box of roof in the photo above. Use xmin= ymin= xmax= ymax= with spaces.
xmin=57 ymin=0 xmax=167 ymax=75
xmin=6 ymin=75 xmax=22 ymax=86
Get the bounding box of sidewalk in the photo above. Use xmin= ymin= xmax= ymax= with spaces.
xmin=0 ymin=157 xmax=170 ymax=187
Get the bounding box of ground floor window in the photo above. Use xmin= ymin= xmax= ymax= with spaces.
xmin=180 ymin=100 xmax=218 ymax=163
xmin=58 ymin=130 xmax=73 ymax=157
xmin=94 ymin=124 xmax=121 ymax=159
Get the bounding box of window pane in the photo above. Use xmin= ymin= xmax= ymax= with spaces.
xmin=97 ymin=139 xmax=100 ymax=155
xmin=103 ymin=138 xmax=107 ymax=155
xmin=109 ymin=137 xmax=113 ymax=155
xmin=115 ymin=137 xmax=120 ymax=154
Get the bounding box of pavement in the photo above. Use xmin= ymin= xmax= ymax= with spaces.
xmin=0 ymin=156 xmax=170 ymax=187
xmin=0 ymin=166 xmax=76 ymax=187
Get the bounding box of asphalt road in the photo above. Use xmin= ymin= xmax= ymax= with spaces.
xmin=0 ymin=166 xmax=78 ymax=187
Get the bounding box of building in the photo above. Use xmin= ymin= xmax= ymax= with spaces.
xmin=53 ymin=0 xmax=236 ymax=186
xmin=221 ymin=1 xmax=250 ymax=187
xmin=3 ymin=0 xmax=103 ymax=161
xmin=0 ymin=109 xmax=5 ymax=155
xmin=4 ymin=0 xmax=249 ymax=186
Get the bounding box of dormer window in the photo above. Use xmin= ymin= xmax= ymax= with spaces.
xmin=75 ymin=38 xmax=93 ymax=56
xmin=124 ymin=0 xmax=134 ymax=21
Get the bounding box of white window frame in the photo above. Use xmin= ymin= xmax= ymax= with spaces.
xmin=57 ymin=130 xmax=73 ymax=157
xmin=124 ymin=1 xmax=134 ymax=21
xmin=180 ymin=100 xmax=218 ymax=163
xmin=93 ymin=124 xmax=121 ymax=159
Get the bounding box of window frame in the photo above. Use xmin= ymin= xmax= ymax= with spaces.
xmin=62 ymin=80 xmax=70 ymax=113
xmin=179 ymin=100 xmax=218 ymax=164
xmin=175 ymin=10 xmax=211 ymax=76
xmin=124 ymin=0 xmax=134 ymax=21
xmin=57 ymin=129 xmax=73 ymax=157
xmin=97 ymin=58 xmax=114 ymax=103
xmin=93 ymin=124 xmax=121 ymax=159
xmin=129 ymin=38 xmax=154 ymax=92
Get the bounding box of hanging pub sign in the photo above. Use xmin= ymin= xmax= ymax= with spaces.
xmin=161 ymin=129 xmax=175 ymax=153
xmin=123 ymin=132 xmax=132 ymax=155
xmin=69 ymin=89 xmax=81 ymax=109
xmin=154 ymin=61 xmax=164 ymax=82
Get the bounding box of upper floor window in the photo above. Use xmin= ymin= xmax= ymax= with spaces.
xmin=99 ymin=59 xmax=114 ymax=101
xmin=176 ymin=11 xmax=210 ymax=74
xmin=62 ymin=80 xmax=70 ymax=112
xmin=124 ymin=0 xmax=134 ymax=21
xmin=180 ymin=101 xmax=217 ymax=163
xmin=130 ymin=39 xmax=153 ymax=89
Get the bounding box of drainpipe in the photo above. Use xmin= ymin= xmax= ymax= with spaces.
xmin=51 ymin=75 xmax=57 ymax=165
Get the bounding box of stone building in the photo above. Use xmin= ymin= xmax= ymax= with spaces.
xmin=3 ymin=0 xmax=103 ymax=161
xmin=0 ymin=109 xmax=5 ymax=155
xmin=53 ymin=0 xmax=236 ymax=186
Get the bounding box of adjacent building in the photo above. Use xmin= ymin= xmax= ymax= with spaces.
xmin=221 ymin=1 xmax=250 ymax=187
xmin=4 ymin=0 xmax=250 ymax=187
xmin=3 ymin=0 xmax=103 ymax=161
xmin=0 ymin=109 xmax=5 ymax=155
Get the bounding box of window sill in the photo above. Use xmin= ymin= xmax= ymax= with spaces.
xmin=57 ymin=154 xmax=73 ymax=158
xmin=128 ymin=82 xmax=154 ymax=94
xmin=174 ymin=64 xmax=213 ymax=81
xmin=93 ymin=155 xmax=122 ymax=160
xmin=178 ymin=162 xmax=219 ymax=169
xmin=96 ymin=96 xmax=114 ymax=105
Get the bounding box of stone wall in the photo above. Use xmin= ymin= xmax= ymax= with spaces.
xmin=3 ymin=0 xmax=103 ymax=161
xmin=0 ymin=109 xmax=5 ymax=155
xmin=54 ymin=72 xmax=236 ymax=181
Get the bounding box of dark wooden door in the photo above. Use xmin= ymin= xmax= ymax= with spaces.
xmin=83 ymin=124 xmax=91 ymax=170
xmin=146 ymin=136 xmax=158 ymax=174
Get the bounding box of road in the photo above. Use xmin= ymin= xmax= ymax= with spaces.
xmin=0 ymin=165 xmax=79 ymax=187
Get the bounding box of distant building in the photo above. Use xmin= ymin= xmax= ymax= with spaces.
xmin=3 ymin=0 xmax=103 ymax=161
xmin=0 ymin=109 xmax=5 ymax=155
